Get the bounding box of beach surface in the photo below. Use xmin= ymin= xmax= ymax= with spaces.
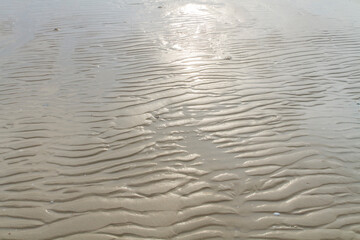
xmin=1 ymin=0 xmax=360 ymax=239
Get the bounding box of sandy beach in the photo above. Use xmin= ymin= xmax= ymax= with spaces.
xmin=1 ymin=0 xmax=360 ymax=239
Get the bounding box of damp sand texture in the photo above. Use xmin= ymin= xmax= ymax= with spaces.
xmin=1 ymin=0 xmax=360 ymax=239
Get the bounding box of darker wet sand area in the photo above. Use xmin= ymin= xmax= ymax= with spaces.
xmin=0 ymin=0 xmax=360 ymax=239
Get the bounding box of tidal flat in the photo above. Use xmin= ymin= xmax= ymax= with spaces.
xmin=0 ymin=0 xmax=360 ymax=239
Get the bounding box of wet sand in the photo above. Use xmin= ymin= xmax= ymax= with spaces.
xmin=1 ymin=0 xmax=360 ymax=239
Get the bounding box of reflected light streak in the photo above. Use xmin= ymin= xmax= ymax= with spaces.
xmin=180 ymin=3 xmax=208 ymax=16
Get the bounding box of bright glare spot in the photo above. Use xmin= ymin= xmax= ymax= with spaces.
xmin=180 ymin=4 xmax=207 ymax=15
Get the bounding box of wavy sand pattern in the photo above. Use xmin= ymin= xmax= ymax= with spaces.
xmin=1 ymin=0 xmax=360 ymax=239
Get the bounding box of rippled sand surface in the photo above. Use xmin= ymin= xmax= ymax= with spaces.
xmin=1 ymin=0 xmax=360 ymax=239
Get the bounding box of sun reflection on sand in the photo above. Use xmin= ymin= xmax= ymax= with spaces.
xmin=161 ymin=3 xmax=214 ymax=63
xmin=180 ymin=3 xmax=208 ymax=16
xmin=161 ymin=3 xmax=224 ymax=80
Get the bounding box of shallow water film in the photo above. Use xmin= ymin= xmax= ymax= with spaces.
xmin=1 ymin=0 xmax=360 ymax=239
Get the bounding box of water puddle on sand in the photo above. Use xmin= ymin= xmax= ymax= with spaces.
xmin=0 ymin=0 xmax=360 ymax=239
